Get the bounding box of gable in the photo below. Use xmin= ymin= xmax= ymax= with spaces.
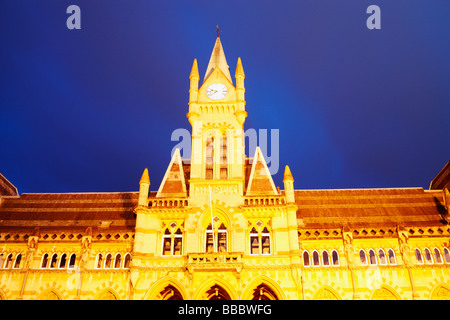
xmin=156 ymin=149 xmax=187 ymax=198
xmin=246 ymin=147 xmax=278 ymax=196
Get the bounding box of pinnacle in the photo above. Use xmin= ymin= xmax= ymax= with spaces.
xmin=235 ymin=57 xmax=245 ymax=78
xmin=139 ymin=168 xmax=150 ymax=185
xmin=190 ymin=59 xmax=199 ymax=79
xmin=283 ymin=165 xmax=294 ymax=182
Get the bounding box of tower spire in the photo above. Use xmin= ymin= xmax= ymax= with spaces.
xmin=216 ymin=25 xmax=222 ymax=38
xmin=204 ymin=29 xmax=232 ymax=83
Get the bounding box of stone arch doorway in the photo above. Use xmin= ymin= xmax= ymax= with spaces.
xmin=430 ymin=284 xmax=450 ymax=300
xmin=251 ymin=284 xmax=279 ymax=300
xmin=159 ymin=284 xmax=184 ymax=300
xmin=205 ymin=284 xmax=231 ymax=300
xmin=145 ymin=277 xmax=189 ymax=300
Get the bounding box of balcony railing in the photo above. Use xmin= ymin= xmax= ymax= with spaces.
xmin=186 ymin=252 xmax=243 ymax=272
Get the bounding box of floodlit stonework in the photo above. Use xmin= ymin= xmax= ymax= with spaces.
xmin=0 ymin=35 xmax=449 ymax=300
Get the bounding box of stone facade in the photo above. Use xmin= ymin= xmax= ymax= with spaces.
xmin=0 ymin=35 xmax=449 ymax=300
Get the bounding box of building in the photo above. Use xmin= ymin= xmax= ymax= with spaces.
xmin=0 ymin=34 xmax=449 ymax=300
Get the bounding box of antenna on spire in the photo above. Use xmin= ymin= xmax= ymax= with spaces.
xmin=216 ymin=25 xmax=222 ymax=38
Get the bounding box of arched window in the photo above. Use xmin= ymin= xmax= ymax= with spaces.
xmin=424 ymin=248 xmax=433 ymax=264
xmin=114 ymin=253 xmax=122 ymax=268
xmin=312 ymin=250 xmax=320 ymax=266
xmin=249 ymin=225 xmax=271 ymax=255
xmin=322 ymin=250 xmax=330 ymax=266
xmin=205 ymin=135 xmax=214 ymax=179
xmin=13 ymin=254 xmax=21 ymax=269
xmin=68 ymin=254 xmax=76 ymax=268
xmin=378 ymin=249 xmax=387 ymax=265
xmin=159 ymin=284 xmax=184 ymax=300
xmin=41 ymin=253 xmax=49 ymax=268
xmin=250 ymin=227 xmax=259 ymax=255
xmin=220 ymin=134 xmax=228 ymax=179
xmin=205 ymin=222 xmax=228 ymax=253
xmin=162 ymin=229 xmax=172 ymax=256
xmin=415 ymin=248 xmax=423 ymax=264
xmin=123 ymin=253 xmax=131 ymax=268
xmin=388 ymin=249 xmax=396 ymax=265
xmin=174 ymin=228 xmax=183 ymax=256
xmin=359 ymin=249 xmax=367 ymax=265
xmin=261 ymin=227 xmax=270 ymax=254
xmin=205 ymin=224 xmax=214 ymax=253
xmin=303 ymin=251 xmax=310 ymax=267
xmin=443 ymin=248 xmax=450 ymax=264
xmin=217 ymin=223 xmax=227 ymax=252
xmin=59 ymin=253 xmax=67 ymax=268
xmin=50 ymin=254 xmax=58 ymax=268
xmin=434 ymin=248 xmax=443 ymax=264
xmin=4 ymin=254 xmax=13 ymax=269
xmin=332 ymin=250 xmax=340 ymax=266
xmin=368 ymin=249 xmax=377 ymax=265
xmin=252 ymin=284 xmax=279 ymax=300
xmin=96 ymin=253 xmax=103 ymax=269
xmin=104 ymin=253 xmax=112 ymax=268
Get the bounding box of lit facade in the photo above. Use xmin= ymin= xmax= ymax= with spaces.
xmin=0 ymin=35 xmax=449 ymax=300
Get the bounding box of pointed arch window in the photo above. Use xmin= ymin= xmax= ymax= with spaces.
xmin=59 ymin=253 xmax=67 ymax=268
xmin=205 ymin=135 xmax=214 ymax=180
xmin=378 ymin=249 xmax=387 ymax=265
xmin=322 ymin=250 xmax=330 ymax=266
xmin=13 ymin=254 xmax=21 ymax=269
xmin=312 ymin=250 xmax=320 ymax=266
xmin=415 ymin=248 xmax=423 ymax=264
xmin=388 ymin=249 xmax=396 ymax=265
xmin=41 ymin=253 xmax=49 ymax=268
xmin=434 ymin=248 xmax=443 ymax=264
xmin=206 ymin=222 xmax=228 ymax=253
xmin=114 ymin=253 xmax=122 ymax=268
xmin=332 ymin=250 xmax=340 ymax=266
xmin=261 ymin=227 xmax=271 ymax=254
xmin=104 ymin=253 xmax=112 ymax=268
xmin=4 ymin=254 xmax=13 ymax=269
xmin=368 ymin=249 xmax=377 ymax=265
xmin=162 ymin=226 xmax=183 ymax=256
xmin=162 ymin=229 xmax=172 ymax=256
xmin=249 ymin=224 xmax=271 ymax=255
xmin=443 ymin=248 xmax=450 ymax=264
xmin=220 ymin=133 xmax=228 ymax=179
xmin=68 ymin=253 xmax=76 ymax=268
xmin=424 ymin=248 xmax=433 ymax=264
xmin=174 ymin=229 xmax=183 ymax=256
xmin=123 ymin=253 xmax=131 ymax=268
xmin=303 ymin=251 xmax=310 ymax=267
xmin=250 ymin=227 xmax=259 ymax=255
xmin=206 ymin=224 xmax=214 ymax=253
xmin=95 ymin=253 xmax=103 ymax=269
xmin=359 ymin=249 xmax=367 ymax=265
xmin=50 ymin=253 xmax=58 ymax=268
xmin=217 ymin=223 xmax=227 ymax=252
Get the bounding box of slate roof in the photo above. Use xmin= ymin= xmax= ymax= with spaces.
xmin=0 ymin=192 xmax=140 ymax=233
xmin=295 ymin=188 xmax=447 ymax=229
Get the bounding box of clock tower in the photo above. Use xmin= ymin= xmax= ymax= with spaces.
xmin=187 ymin=33 xmax=248 ymax=207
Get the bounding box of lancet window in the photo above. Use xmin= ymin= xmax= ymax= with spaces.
xmin=205 ymin=221 xmax=228 ymax=253
xmin=162 ymin=224 xmax=183 ymax=256
xmin=249 ymin=220 xmax=271 ymax=255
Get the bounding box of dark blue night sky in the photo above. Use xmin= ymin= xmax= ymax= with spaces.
xmin=1 ymin=0 xmax=449 ymax=194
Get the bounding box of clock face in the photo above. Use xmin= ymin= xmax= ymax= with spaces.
xmin=206 ymin=83 xmax=228 ymax=100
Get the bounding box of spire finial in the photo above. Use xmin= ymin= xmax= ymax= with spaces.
xmin=216 ymin=25 xmax=222 ymax=38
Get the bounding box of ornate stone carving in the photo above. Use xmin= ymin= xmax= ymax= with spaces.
xmin=398 ymin=228 xmax=412 ymax=266
xmin=343 ymin=232 xmax=355 ymax=266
